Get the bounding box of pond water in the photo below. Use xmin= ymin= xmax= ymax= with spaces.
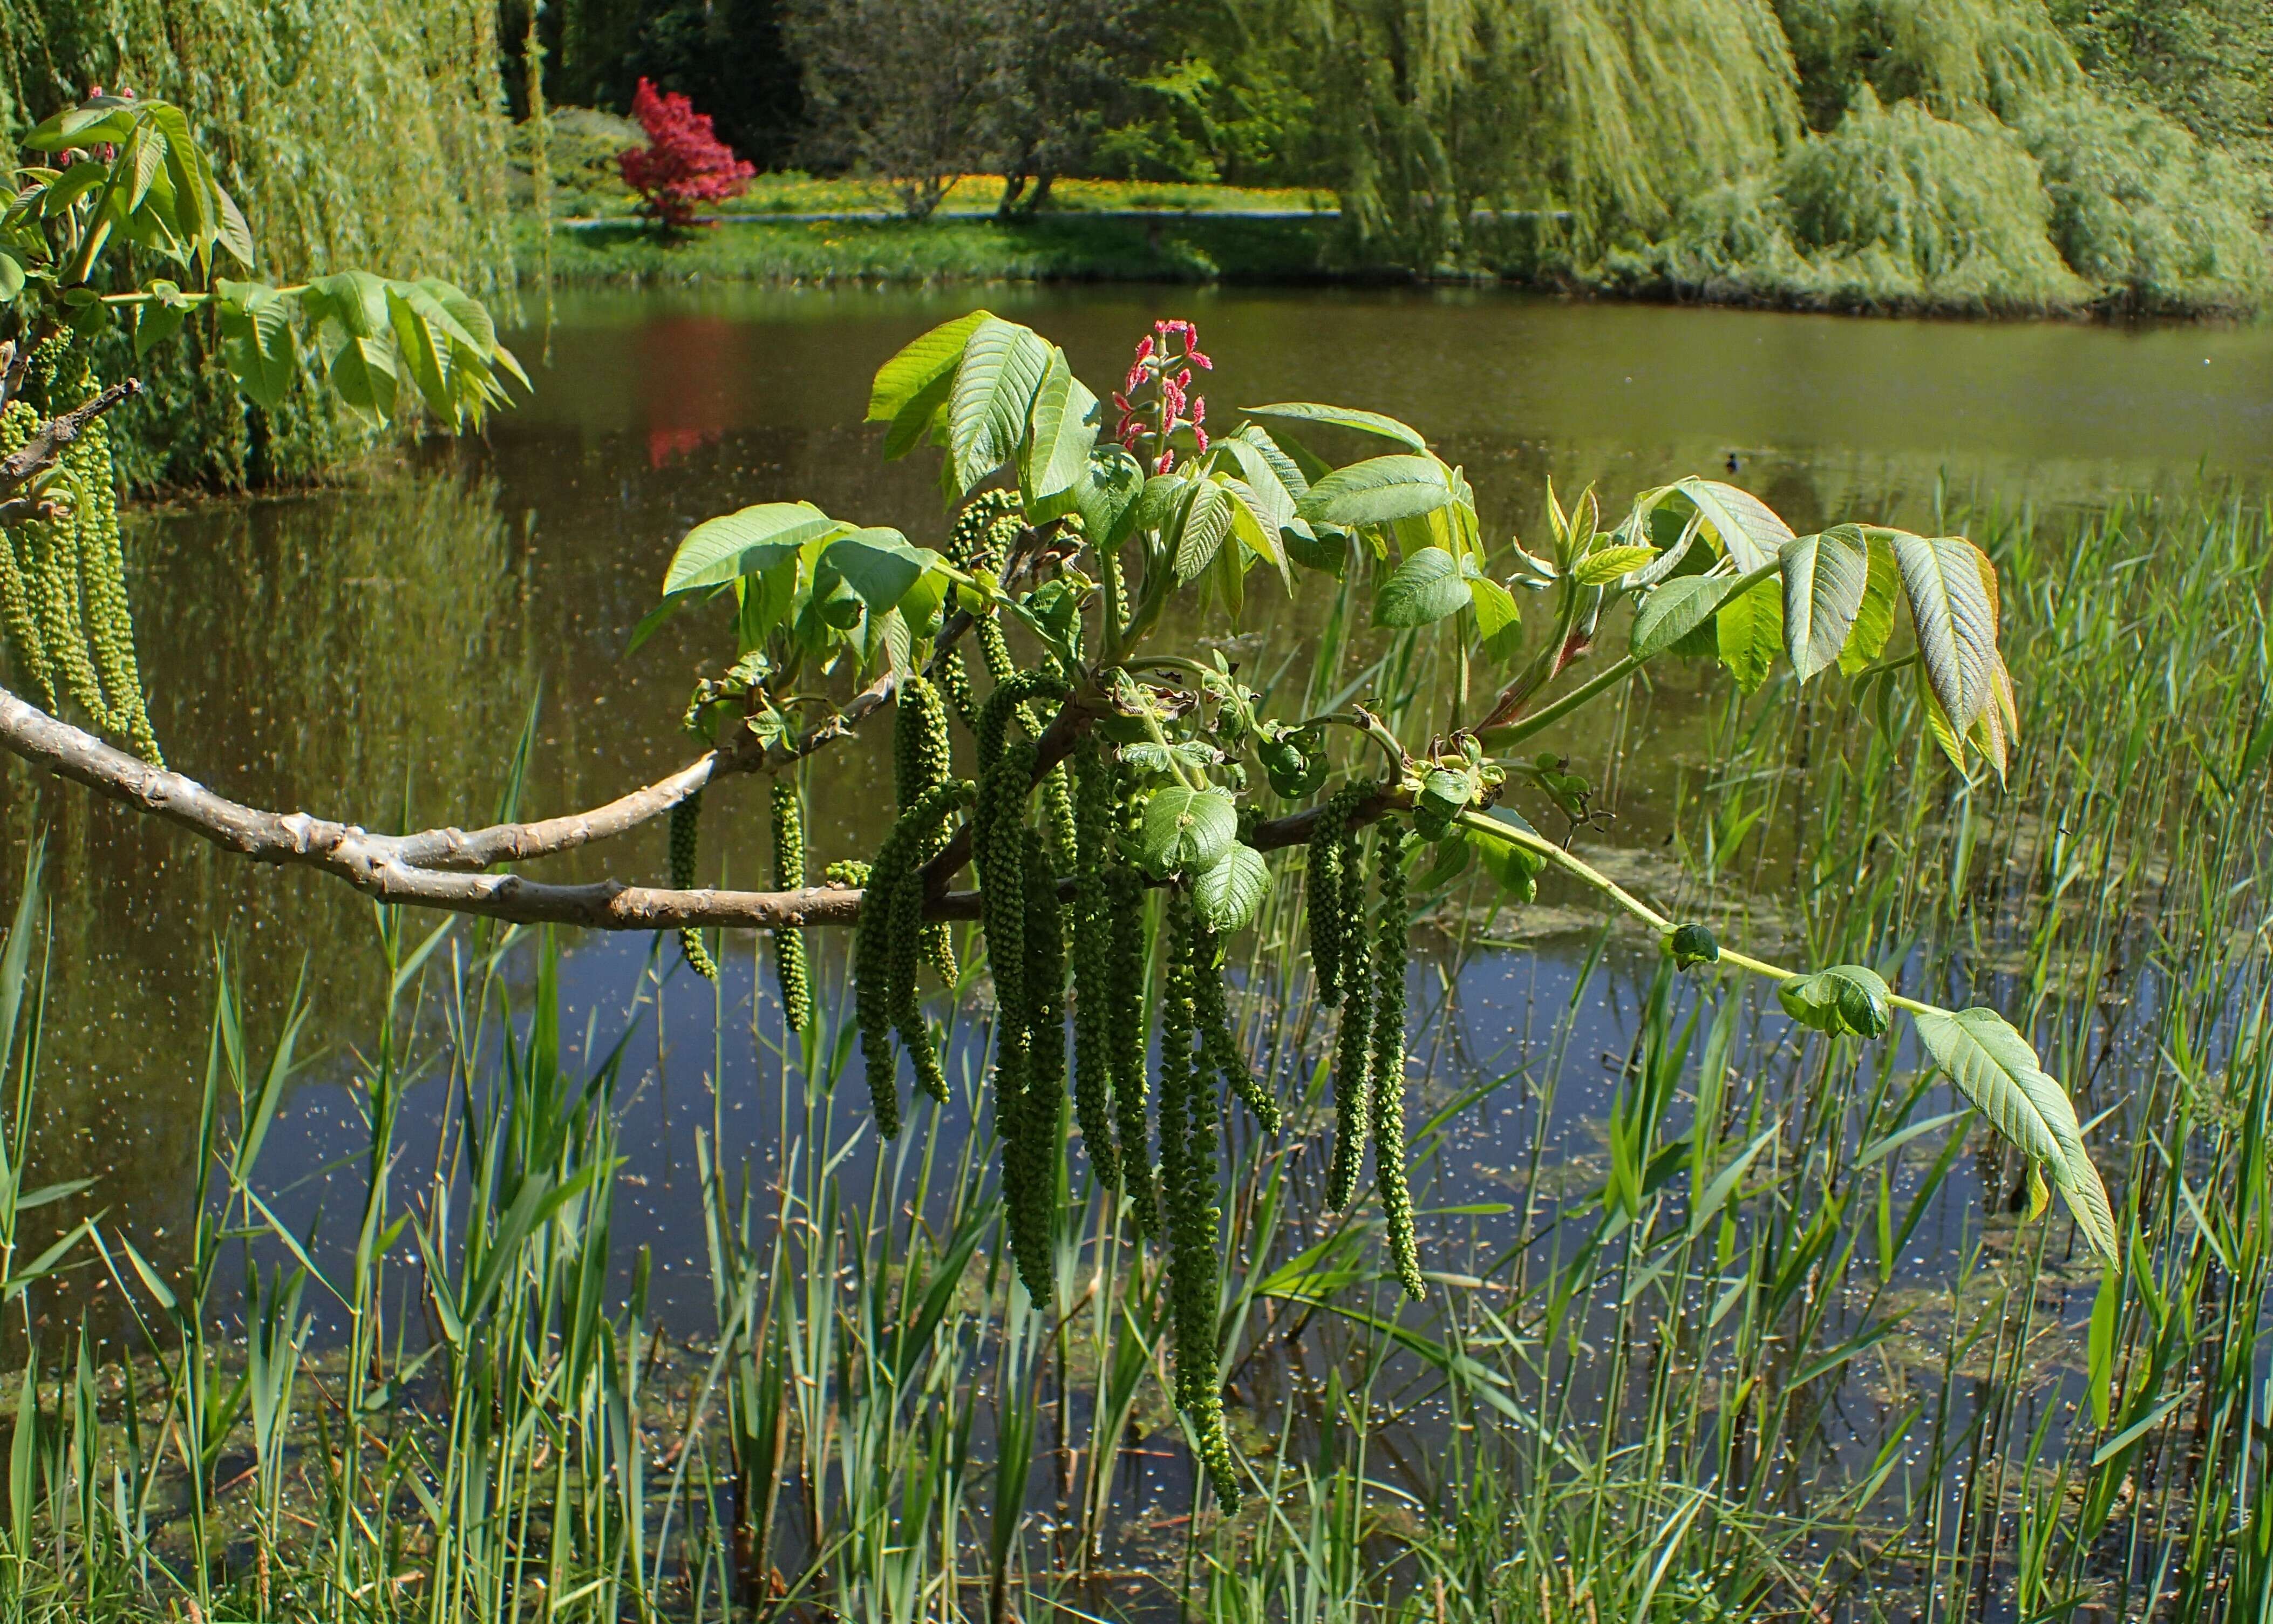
xmin=3 ymin=283 xmax=2269 ymax=1347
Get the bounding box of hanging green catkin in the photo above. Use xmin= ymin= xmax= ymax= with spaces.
xmin=0 ymin=403 xmax=53 ymax=710
xmin=1069 ymin=739 xmax=1122 ymax=1187
xmin=770 ymin=780 xmax=813 ymax=1032
xmin=895 ymin=675 xmax=959 ymax=985
xmin=29 ymin=490 xmax=103 ymax=733
xmin=856 ymin=777 xmax=977 ymax=1135
xmin=1369 ymin=821 xmax=1424 ymax=1300
xmin=72 ymin=412 xmax=159 ymax=763
xmin=936 ymin=647 xmax=979 ymax=731
xmin=946 ymin=487 xmax=1019 ymax=572
xmin=1326 ymin=820 xmax=1376 ymax=1212
xmin=1161 ymin=893 xmax=1240 ymax=1508
xmin=1308 ymin=791 xmax=1351 ymax=1004
xmin=1107 ymin=784 xmax=1156 ymax=1233
xmin=1193 ymin=922 xmax=1280 ymax=1133
xmin=669 ymin=793 xmax=720 ymax=982
xmin=1005 ymin=826 xmax=1067 ymax=1300
xmin=889 ymin=783 xmax=971 ymax=1108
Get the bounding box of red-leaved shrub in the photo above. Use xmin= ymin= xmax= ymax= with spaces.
xmin=617 ymin=78 xmax=755 ymax=228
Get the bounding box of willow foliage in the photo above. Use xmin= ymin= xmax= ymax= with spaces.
xmin=0 ymin=1 xmax=514 ymax=487
xmin=1297 ymin=0 xmax=1801 ymax=263
xmin=1283 ymin=0 xmax=2268 ymax=313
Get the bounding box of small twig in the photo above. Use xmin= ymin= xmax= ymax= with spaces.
xmin=0 ymin=378 xmax=141 ymax=497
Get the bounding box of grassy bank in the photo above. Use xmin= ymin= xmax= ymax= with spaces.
xmin=522 ymin=208 xmax=2267 ymax=318
xmin=529 ymin=212 xmax=1349 ymax=286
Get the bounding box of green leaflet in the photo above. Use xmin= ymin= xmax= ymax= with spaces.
xmin=1572 ymin=544 xmax=1657 ymax=586
xmin=1716 ymin=575 xmax=1784 ymax=691
xmin=1889 ymin=531 xmax=1998 ymax=733
xmin=1240 ymin=401 xmax=1427 ymax=451
xmin=1373 ymin=547 xmax=1471 ymax=628
xmin=1781 ymin=524 xmax=1870 ymax=683
xmin=1778 ymin=964 xmax=1891 ymax=1037
xmin=1020 ymin=348 xmax=1100 ymax=502
xmin=1841 ymin=534 xmax=1902 ymax=674
xmin=1911 ymin=1005 xmax=2119 ymax=1266
xmin=1190 ymin=842 xmax=1269 ymax=933
xmin=663 ymin=502 xmax=842 ymax=596
xmin=1630 ymin=575 xmax=1735 ymax=659
xmin=949 ymin=316 xmax=1053 ymax=494
xmin=1173 ymin=479 xmax=1234 ymax=582
xmin=1297 ymin=454 xmax=1452 ymax=529
xmin=215 ymin=281 xmax=293 ymax=409
xmin=1671 ymin=477 xmax=1795 ymax=572
xmin=1139 ymin=786 xmax=1237 ymax=875
xmin=869 ymin=309 xmax=989 ymax=459
xmin=822 ymin=528 xmax=941 ymax=614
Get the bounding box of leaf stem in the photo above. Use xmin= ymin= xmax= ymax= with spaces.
xmin=1483 ymin=556 xmax=1784 ymax=752
xmin=1454 ymin=810 xmax=1943 ymax=1018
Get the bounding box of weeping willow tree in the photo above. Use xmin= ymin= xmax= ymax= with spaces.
xmin=0 ymin=1 xmax=514 ymax=487
xmin=1293 ymin=0 xmax=1803 ymax=267
xmin=1287 ymin=0 xmax=2269 ymax=312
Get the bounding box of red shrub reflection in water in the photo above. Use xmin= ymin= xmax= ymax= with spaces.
xmin=638 ymin=316 xmax=745 ymax=468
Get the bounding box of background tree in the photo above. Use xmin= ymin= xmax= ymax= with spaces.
xmin=982 ymin=0 xmax=1150 ymax=215
xmin=786 ymin=0 xmax=991 ymax=218
xmin=500 ymin=0 xmax=805 ymax=173
xmin=617 ymin=77 xmax=756 ymax=227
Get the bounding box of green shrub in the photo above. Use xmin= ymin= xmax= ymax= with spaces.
xmin=2016 ymin=93 xmax=2271 ymax=312
xmin=1623 ymin=88 xmax=2086 ymax=312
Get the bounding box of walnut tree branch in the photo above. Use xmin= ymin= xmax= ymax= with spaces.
xmin=0 ymin=680 xmax=1401 ymax=931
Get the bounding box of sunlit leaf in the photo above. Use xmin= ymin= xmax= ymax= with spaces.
xmin=1191 ymin=842 xmax=1269 ymax=933
xmin=1716 ymin=575 xmax=1783 ymax=691
xmin=1172 ymin=478 xmax=1234 ymax=582
xmin=949 ymin=315 xmax=1052 ymax=494
xmin=1630 ymin=575 xmax=1734 ymax=660
xmin=1467 ymin=573 xmax=1522 ymax=663
xmin=1889 ymin=531 xmax=1997 ymax=733
xmin=1373 ymin=547 xmax=1471 ymax=628
xmin=1298 ymin=454 xmax=1451 ymax=529
xmin=664 ymin=502 xmax=842 ymax=594
xmin=1572 ymin=544 xmax=1657 ymax=586
xmin=1240 ymin=401 xmax=1427 ymax=451
xmin=1841 ymin=533 xmax=1901 ymax=674
xmin=870 ymin=309 xmax=988 ymax=460
xmin=1781 ymin=524 xmax=1870 ymax=683
xmin=1911 ymin=1004 xmax=2118 ymax=1266
xmin=1139 ymin=786 xmax=1237 ymax=875
xmin=825 ymin=528 xmax=941 ymax=614
xmin=1019 ymin=347 xmax=1099 ymax=501
xmin=1673 ymin=478 xmax=1795 ymax=572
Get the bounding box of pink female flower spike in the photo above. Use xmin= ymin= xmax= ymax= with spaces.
xmin=1155 ymin=450 xmax=1176 ymax=474
xmin=1112 ymin=392 xmax=1132 ymax=412
xmin=1194 ymin=424 xmax=1209 ymax=454
xmin=1190 ymin=395 xmax=1207 ymax=425
xmin=1187 ymin=344 xmax=1212 ymax=370
xmin=1175 ymin=368 xmax=1192 ymax=391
